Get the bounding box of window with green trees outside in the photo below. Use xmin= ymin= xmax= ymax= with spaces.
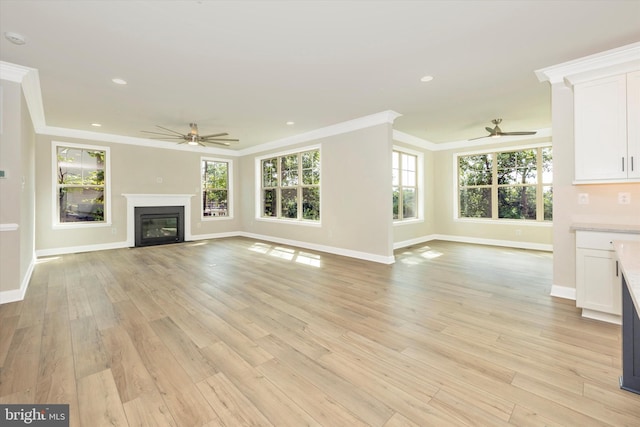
xmin=458 ymin=146 xmax=552 ymax=221
xmin=261 ymin=148 xmax=320 ymax=221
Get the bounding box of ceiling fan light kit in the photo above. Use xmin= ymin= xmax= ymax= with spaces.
xmin=469 ymin=118 xmax=537 ymax=141
xmin=141 ymin=123 xmax=239 ymax=147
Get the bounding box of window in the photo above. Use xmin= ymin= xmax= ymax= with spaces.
xmin=393 ymin=150 xmax=418 ymax=221
xmin=259 ymin=148 xmax=320 ymax=221
xmin=54 ymin=142 xmax=109 ymax=225
xmin=202 ymin=158 xmax=232 ymax=218
xmin=458 ymin=146 xmax=552 ymax=221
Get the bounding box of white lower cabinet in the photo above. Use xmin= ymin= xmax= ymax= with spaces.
xmin=575 ymin=231 xmax=640 ymax=324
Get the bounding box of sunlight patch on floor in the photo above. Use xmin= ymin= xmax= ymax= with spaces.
xmin=248 ymin=243 xmax=321 ymax=267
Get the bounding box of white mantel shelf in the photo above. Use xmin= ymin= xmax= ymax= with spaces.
xmin=123 ymin=193 xmax=194 ymax=247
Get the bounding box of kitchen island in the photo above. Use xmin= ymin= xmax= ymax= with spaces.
xmin=614 ymin=240 xmax=640 ymax=395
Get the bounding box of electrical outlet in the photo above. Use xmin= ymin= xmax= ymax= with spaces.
xmin=578 ymin=193 xmax=589 ymax=205
xmin=618 ymin=192 xmax=631 ymax=205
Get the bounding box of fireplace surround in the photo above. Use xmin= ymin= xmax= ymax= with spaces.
xmin=123 ymin=194 xmax=194 ymax=247
xmin=135 ymin=205 xmax=184 ymax=247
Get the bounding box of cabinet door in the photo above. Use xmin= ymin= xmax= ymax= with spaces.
xmin=576 ymin=248 xmax=621 ymax=315
xmin=627 ymin=70 xmax=640 ymax=178
xmin=574 ymin=74 xmax=628 ymax=181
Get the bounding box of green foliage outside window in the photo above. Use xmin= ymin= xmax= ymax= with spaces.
xmin=261 ymin=149 xmax=320 ymax=221
xmin=458 ymin=147 xmax=552 ymax=221
xmin=57 ymin=146 xmax=106 ymax=223
xmin=202 ymin=160 xmax=229 ymax=217
xmin=393 ymin=151 xmax=418 ymax=221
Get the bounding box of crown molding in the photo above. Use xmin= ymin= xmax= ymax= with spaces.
xmin=535 ymin=41 xmax=640 ymax=85
xmin=238 ymin=110 xmax=402 ymax=156
xmin=0 ymin=61 xmax=46 ymax=131
xmin=41 ymin=125 xmax=240 ymax=156
xmin=392 ymin=130 xmax=438 ymax=150
xmin=0 ymin=61 xmax=31 ymax=82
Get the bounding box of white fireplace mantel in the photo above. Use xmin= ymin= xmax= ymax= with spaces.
xmin=123 ymin=193 xmax=194 ymax=247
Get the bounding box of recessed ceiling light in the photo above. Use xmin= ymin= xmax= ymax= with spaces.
xmin=286 ymin=121 xmax=295 ymax=126
xmin=4 ymin=32 xmax=26 ymax=45
xmin=91 ymin=123 xmax=102 ymax=127
xmin=112 ymin=78 xmax=127 ymax=85
xmin=420 ymin=75 xmax=434 ymax=82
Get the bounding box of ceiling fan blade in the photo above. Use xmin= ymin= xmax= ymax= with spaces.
xmin=199 ymin=132 xmax=228 ymax=138
xmin=468 ymin=135 xmax=490 ymax=141
xmin=202 ymin=138 xmax=239 ymax=142
xmin=203 ymin=140 xmax=232 ymax=146
xmin=141 ymin=130 xmax=184 ymax=137
xmin=146 ymin=136 xmax=186 ymax=140
xmin=485 ymin=127 xmax=495 ymax=134
xmin=500 ymin=131 xmax=537 ymax=136
xmin=155 ymin=125 xmax=186 ymax=136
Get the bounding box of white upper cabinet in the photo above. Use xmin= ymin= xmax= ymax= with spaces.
xmin=627 ymin=70 xmax=640 ymax=179
xmin=574 ymin=71 xmax=640 ymax=183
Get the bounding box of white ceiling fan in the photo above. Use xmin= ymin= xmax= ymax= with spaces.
xmin=469 ymin=118 xmax=537 ymax=140
xmin=142 ymin=123 xmax=239 ymax=146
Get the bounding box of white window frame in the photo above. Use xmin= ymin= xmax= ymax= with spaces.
xmin=201 ymin=157 xmax=233 ymax=220
xmin=393 ymin=145 xmax=424 ymax=225
xmin=454 ymin=142 xmax=552 ymax=224
xmin=52 ymin=141 xmax=111 ymax=229
xmin=255 ymin=144 xmax=321 ymax=226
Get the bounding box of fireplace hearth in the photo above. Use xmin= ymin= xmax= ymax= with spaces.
xmin=135 ymin=206 xmax=184 ymax=247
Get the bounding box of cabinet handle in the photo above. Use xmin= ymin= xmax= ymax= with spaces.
xmin=632 ymin=156 xmax=635 ymax=172
xmin=616 ymin=260 xmax=619 ymax=277
xmin=622 ymin=157 xmax=625 ymax=172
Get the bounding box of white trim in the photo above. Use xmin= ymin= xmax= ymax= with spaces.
xmin=392 ymin=146 xmax=424 ymax=222
xmin=190 ymin=231 xmax=239 ymax=241
xmin=0 ymin=255 xmax=35 ymax=304
xmin=535 ymin=41 xmax=640 ymax=84
xmin=254 ymin=145 xmax=322 ymax=223
xmin=123 ymin=194 xmax=195 ymax=247
xmin=0 ymin=223 xmax=19 ymax=231
xmin=550 ymin=284 xmax=576 ymax=300
xmin=52 ymin=141 xmax=112 ymax=228
xmin=0 ymin=61 xmax=46 ymax=131
xmin=395 ymin=233 xmax=553 ymax=252
xmin=581 ymin=308 xmax=621 ymax=325
xmin=36 ymin=241 xmax=128 ymax=257
xmin=241 ymin=110 xmax=401 ymax=156
xmin=239 ymin=231 xmax=395 ymax=264
xmin=201 ymin=156 xmax=234 ymax=220
xmin=393 ymin=130 xmax=439 ymax=151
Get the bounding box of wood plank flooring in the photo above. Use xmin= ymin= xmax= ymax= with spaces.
xmin=1 ymin=237 xmax=639 ymax=426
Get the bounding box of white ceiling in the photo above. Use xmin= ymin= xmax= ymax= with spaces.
xmin=1 ymin=0 xmax=639 ymax=150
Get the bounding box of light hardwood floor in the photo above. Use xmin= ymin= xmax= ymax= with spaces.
xmin=1 ymin=238 xmax=639 ymax=426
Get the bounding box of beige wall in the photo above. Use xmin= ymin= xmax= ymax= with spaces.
xmin=0 ymin=80 xmax=36 ymax=294
xmin=431 ymin=138 xmax=554 ymax=248
xmin=551 ymin=82 xmax=640 ymax=290
xmin=391 ymin=142 xmax=436 ymax=245
xmin=34 ymin=135 xmax=240 ymax=252
xmin=240 ymin=123 xmax=395 ymax=261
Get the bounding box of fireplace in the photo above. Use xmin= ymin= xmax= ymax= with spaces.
xmin=135 ymin=206 xmax=184 ymax=247
xmin=123 ymin=194 xmax=194 ymax=248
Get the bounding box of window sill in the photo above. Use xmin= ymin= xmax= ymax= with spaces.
xmin=201 ymin=216 xmax=234 ymax=221
xmin=52 ymin=221 xmax=112 ymax=230
xmin=393 ymin=218 xmax=424 ymax=226
xmin=454 ymin=218 xmax=553 ymax=227
xmin=256 ymin=217 xmax=322 ymax=227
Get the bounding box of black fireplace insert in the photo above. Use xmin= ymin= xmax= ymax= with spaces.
xmin=134 ymin=206 xmax=185 ymax=247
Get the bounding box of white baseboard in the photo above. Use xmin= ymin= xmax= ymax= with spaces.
xmin=239 ymin=232 xmax=396 ymax=264
xmin=0 ymin=253 xmax=35 ymax=304
xmin=190 ymin=231 xmax=240 ymax=241
xmin=581 ymin=308 xmax=621 ymax=325
xmin=550 ymin=284 xmax=576 ymax=300
xmin=36 ymin=240 xmax=129 ymax=257
xmin=394 ymin=234 xmax=553 ymax=252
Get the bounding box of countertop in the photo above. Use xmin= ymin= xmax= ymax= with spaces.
xmin=613 ymin=241 xmax=640 ymax=313
xmin=571 ymin=223 xmax=640 ymax=234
